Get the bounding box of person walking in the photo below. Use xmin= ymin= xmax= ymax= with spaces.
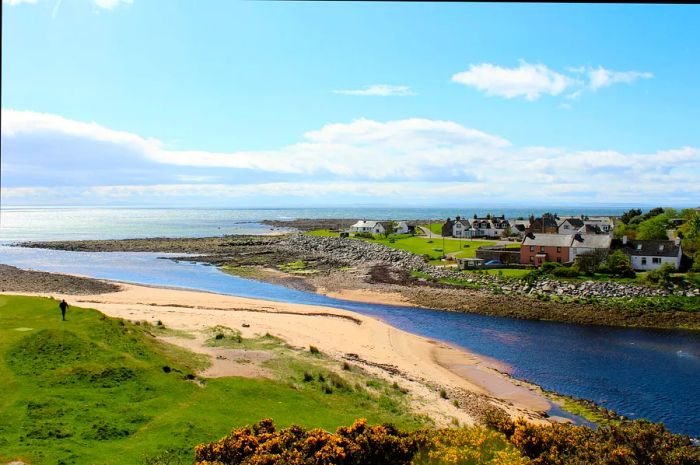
xmin=59 ymin=299 xmax=69 ymax=321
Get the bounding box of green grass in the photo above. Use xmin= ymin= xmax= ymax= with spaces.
xmin=419 ymin=223 xmax=444 ymax=235
xmin=304 ymin=229 xmax=340 ymax=237
xmin=305 ymin=229 xmax=500 ymax=260
xmin=0 ymin=295 xmax=429 ymax=465
xmin=464 ymin=269 xmax=531 ymax=279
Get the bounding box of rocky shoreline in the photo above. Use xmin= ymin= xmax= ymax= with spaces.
xmin=14 ymin=233 xmax=700 ymax=330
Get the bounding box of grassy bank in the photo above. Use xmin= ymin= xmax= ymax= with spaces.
xmin=0 ymin=295 xmax=428 ymax=465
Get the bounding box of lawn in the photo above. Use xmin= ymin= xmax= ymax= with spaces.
xmin=464 ymin=268 xmax=532 ymax=279
xmin=0 ymin=295 xmax=428 ymax=465
xmin=304 ymin=230 xmax=499 ymax=261
xmin=419 ymin=223 xmax=444 ymax=236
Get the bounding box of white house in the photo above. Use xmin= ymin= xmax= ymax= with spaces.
xmin=394 ymin=221 xmax=409 ymax=234
xmin=569 ymin=233 xmax=612 ymax=262
xmin=349 ymin=220 xmax=400 ymax=235
xmin=558 ymin=218 xmax=585 ymax=234
xmin=453 ymin=218 xmax=474 ymax=238
xmin=510 ymin=220 xmax=530 ymax=238
xmin=350 ymin=220 xmax=384 ymax=235
xmin=558 ymin=216 xmax=613 ymax=235
xmin=468 ymin=216 xmax=510 ymax=238
xmin=621 ymin=237 xmax=683 ymax=271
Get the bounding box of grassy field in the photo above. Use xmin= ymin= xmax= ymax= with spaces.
xmin=304 ymin=230 xmax=499 ymax=260
xmin=420 ymin=223 xmax=444 ymax=236
xmin=0 ymin=295 xmax=428 ymax=465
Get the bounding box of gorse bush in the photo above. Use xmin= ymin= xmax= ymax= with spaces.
xmin=195 ymin=418 xmax=418 ymax=465
xmin=194 ymin=418 xmax=700 ymax=465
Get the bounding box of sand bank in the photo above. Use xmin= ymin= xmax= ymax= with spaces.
xmin=4 ymin=282 xmax=553 ymax=427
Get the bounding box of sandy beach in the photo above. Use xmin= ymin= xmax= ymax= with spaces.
xmin=4 ymin=280 xmax=555 ymax=428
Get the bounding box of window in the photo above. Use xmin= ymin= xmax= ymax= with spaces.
xmin=529 ymin=256 xmax=534 ymax=262
xmin=557 ymin=247 xmax=561 ymax=253
xmin=530 ymin=245 xmax=535 ymax=252
xmin=540 ymin=246 xmax=545 ymax=252
xmin=557 ymin=257 xmax=561 ymax=263
xmin=641 ymin=257 xmax=647 ymax=265
xmin=652 ymin=257 xmax=661 ymax=264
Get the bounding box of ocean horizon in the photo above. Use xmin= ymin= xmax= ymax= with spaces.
xmin=0 ymin=205 xmax=639 ymax=242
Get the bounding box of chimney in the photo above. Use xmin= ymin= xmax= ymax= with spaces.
xmin=456 ymin=215 xmax=461 ymax=221
xmin=622 ymin=235 xmax=628 ymax=245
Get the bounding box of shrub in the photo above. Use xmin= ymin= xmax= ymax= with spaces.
xmin=551 ymin=267 xmax=580 ymax=278
xmin=601 ymin=249 xmax=636 ymax=278
xmin=540 ymin=262 xmax=561 ymax=273
xmin=645 ymin=263 xmax=676 ymax=287
xmin=302 ymin=371 xmax=313 ymax=382
xmin=439 ymin=389 xmax=448 ymax=399
xmin=309 ymin=345 xmax=320 ymax=355
xmin=195 ymin=419 xmax=418 ymax=465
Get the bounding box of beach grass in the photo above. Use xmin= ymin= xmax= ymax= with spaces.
xmin=0 ymin=295 xmax=428 ymax=465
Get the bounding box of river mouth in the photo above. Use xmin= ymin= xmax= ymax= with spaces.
xmin=1 ymin=245 xmax=698 ymax=437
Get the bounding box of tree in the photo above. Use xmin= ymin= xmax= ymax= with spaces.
xmin=601 ymin=250 xmax=636 ymax=278
xmin=574 ymin=250 xmax=608 ymax=275
xmin=382 ymin=221 xmax=396 ymax=238
xmin=636 ymin=214 xmax=670 ymax=240
xmin=620 ymin=208 xmax=642 ymax=224
xmin=641 ymin=207 xmax=665 ymax=221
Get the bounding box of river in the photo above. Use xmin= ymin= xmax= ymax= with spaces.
xmin=0 ymin=246 xmax=698 ymax=437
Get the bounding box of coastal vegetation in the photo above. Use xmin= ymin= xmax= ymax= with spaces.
xmin=193 ymin=417 xmax=699 ymax=465
xmin=0 ymin=295 xmax=428 ymax=464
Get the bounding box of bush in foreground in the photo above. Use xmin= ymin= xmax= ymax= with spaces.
xmin=194 ymin=417 xmax=699 ymax=465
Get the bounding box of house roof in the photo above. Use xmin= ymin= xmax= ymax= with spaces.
xmin=579 ymin=224 xmax=603 ymax=234
xmin=530 ymin=216 xmax=558 ymax=230
xmin=522 ymin=233 xmax=574 ymax=247
xmin=571 ymin=234 xmax=611 ymax=249
xmin=622 ymin=240 xmax=681 ymax=258
xmin=351 ymin=220 xmax=375 ymax=228
xmin=560 ymin=218 xmax=584 ymax=228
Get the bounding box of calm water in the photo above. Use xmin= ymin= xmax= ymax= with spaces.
xmin=0 ymin=206 xmax=631 ymax=242
xmin=1 ymin=246 xmax=698 ymax=437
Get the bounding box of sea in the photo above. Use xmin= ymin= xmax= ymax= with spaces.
xmin=0 ymin=206 xmax=631 ymax=242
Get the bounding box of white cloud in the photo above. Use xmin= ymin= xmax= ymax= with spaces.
xmin=93 ymin=0 xmax=132 ymax=9
xmin=3 ymin=0 xmax=38 ymax=5
xmin=451 ymin=60 xmax=576 ymax=101
xmin=453 ymin=61 xmax=653 ymax=102
xmin=587 ymin=66 xmax=653 ymax=91
xmin=333 ymin=85 xmax=415 ymax=97
xmin=2 ymin=109 xmax=698 ymax=206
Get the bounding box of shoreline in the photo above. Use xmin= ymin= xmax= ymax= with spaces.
xmin=2 ymin=280 xmax=559 ymax=427
xmin=11 ymin=236 xmax=699 ymax=331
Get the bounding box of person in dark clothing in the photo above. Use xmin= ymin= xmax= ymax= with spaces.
xmin=59 ymin=299 xmax=69 ymax=321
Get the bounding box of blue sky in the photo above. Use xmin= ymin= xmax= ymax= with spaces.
xmin=2 ymin=1 xmax=699 ymax=207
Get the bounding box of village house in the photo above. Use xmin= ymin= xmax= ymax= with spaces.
xmin=619 ymin=236 xmax=683 ymax=271
xmin=394 ymin=221 xmax=410 ymax=234
xmin=570 ymin=233 xmax=612 ymax=261
xmin=510 ymin=219 xmax=531 ymax=238
xmin=452 ymin=217 xmax=473 ymax=238
xmin=441 ymin=218 xmax=455 ymax=237
xmin=520 ymin=233 xmax=573 ymax=266
xmin=557 ymin=217 xmax=585 ymax=234
xmin=526 ymin=214 xmax=559 ymax=234
xmin=349 ymin=220 xmax=408 ymax=236
xmin=349 ymin=220 xmax=391 ymax=235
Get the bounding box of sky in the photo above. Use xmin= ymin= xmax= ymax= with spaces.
xmin=2 ymin=1 xmax=699 ymax=208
